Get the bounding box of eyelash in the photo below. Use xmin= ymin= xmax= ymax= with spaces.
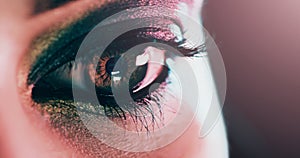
xmin=29 ymin=27 xmax=206 ymax=132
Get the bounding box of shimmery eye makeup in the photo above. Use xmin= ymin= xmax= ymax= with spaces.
xmin=30 ymin=26 xmax=205 ymax=121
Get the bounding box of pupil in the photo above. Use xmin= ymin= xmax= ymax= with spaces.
xmin=105 ymin=57 xmax=119 ymax=75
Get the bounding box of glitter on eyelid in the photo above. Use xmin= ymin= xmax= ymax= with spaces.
xmin=26 ymin=29 xmax=61 ymax=67
xmin=28 ymin=15 xmax=80 ymax=61
xmin=145 ymin=29 xmax=176 ymax=41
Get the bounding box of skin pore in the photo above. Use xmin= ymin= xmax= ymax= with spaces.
xmin=0 ymin=0 xmax=228 ymax=158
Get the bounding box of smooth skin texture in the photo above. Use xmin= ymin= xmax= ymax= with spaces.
xmin=0 ymin=0 xmax=228 ymax=157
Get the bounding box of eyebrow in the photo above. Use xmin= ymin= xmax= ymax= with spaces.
xmin=33 ymin=0 xmax=73 ymax=14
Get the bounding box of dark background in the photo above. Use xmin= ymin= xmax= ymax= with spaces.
xmin=203 ymin=0 xmax=300 ymax=158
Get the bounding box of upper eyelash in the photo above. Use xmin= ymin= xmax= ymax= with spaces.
xmin=28 ymin=27 xmax=203 ymax=85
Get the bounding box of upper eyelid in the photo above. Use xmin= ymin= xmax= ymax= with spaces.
xmin=28 ymin=2 xmax=188 ymax=67
xmin=28 ymin=27 xmax=179 ymax=84
xmin=27 ymin=4 xmax=202 ymax=85
xmin=28 ymin=1 xmax=184 ymax=53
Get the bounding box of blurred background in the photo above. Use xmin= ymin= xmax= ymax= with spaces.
xmin=203 ymin=0 xmax=300 ymax=157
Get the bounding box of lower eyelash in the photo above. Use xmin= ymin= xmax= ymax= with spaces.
xmin=95 ymin=80 xmax=170 ymax=132
xmin=126 ymin=81 xmax=169 ymax=131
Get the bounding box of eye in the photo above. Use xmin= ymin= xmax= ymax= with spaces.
xmin=31 ymin=34 xmax=169 ymax=118
xmin=29 ymin=26 xmax=204 ymax=122
xmin=25 ymin=20 xmax=206 ymax=155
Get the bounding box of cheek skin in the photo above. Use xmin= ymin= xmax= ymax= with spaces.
xmin=0 ymin=33 xmax=58 ymax=158
xmin=149 ymin=119 xmax=204 ymax=158
xmin=146 ymin=98 xmax=204 ymax=158
xmin=0 ymin=18 xmax=76 ymax=158
xmin=107 ymin=99 xmax=204 ymax=158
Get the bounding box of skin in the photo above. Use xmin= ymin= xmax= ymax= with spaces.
xmin=0 ymin=0 xmax=228 ymax=157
